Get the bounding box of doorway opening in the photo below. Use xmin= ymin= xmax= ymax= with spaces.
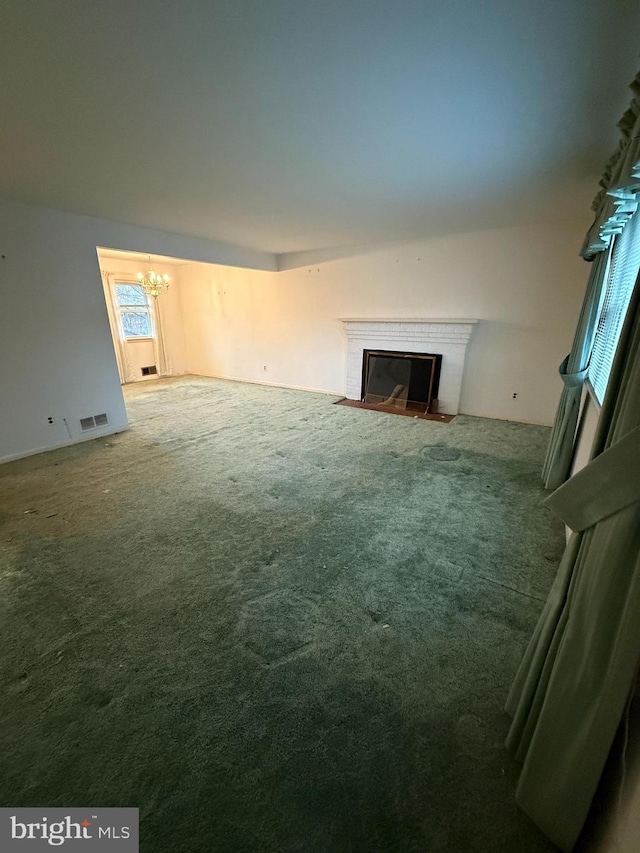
xmin=98 ymin=248 xmax=185 ymax=387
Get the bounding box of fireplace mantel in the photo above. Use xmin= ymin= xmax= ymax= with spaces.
xmin=340 ymin=318 xmax=477 ymax=415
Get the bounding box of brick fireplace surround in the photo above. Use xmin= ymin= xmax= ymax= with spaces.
xmin=340 ymin=319 xmax=477 ymax=415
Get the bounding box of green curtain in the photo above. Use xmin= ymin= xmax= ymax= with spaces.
xmin=505 ymin=271 xmax=640 ymax=851
xmin=582 ymin=73 xmax=640 ymax=262
xmin=543 ymin=73 xmax=640 ymax=491
xmin=541 ymin=250 xmax=609 ymax=490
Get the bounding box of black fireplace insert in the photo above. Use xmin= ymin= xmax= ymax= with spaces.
xmin=361 ymin=349 xmax=442 ymax=414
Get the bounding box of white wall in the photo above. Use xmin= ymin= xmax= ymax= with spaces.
xmin=179 ymin=263 xmax=276 ymax=385
xmin=123 ymin=338 xmax=156 ymax=382
xmin=0 ymin=199 xmax=276 ymax=463
xmin=0 ymin=198 xmax=590 ymax=465
xmin=180 ymin=219 xmax=590 ymax=424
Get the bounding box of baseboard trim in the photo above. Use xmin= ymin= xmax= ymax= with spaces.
xmin=190 ymin=373 xmax=344 ymax=398
xmin=0 ymin=424 xmax=130 ymax=465
xmin=458 ymin=410 xmax=553 ymax=427
xmin=188 ymin=376 xmax=553 ymax=425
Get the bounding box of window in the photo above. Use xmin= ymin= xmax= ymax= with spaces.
xmin=588 ymin=210 xmax=640 ymax=404
xmin=115 ymin=283 xmax=152 ymax=339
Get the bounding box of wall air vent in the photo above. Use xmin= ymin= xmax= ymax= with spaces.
xmin=141 ymin=365 xmax=158 ymax=376
xmin=80 ymin=413 xmax=109 ymax=431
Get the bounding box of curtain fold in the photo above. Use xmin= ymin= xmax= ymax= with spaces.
xmin=545 ymin=424 xmax=640 ymax=531
xmin=541 ymin=250 xmax=608 ymax=489
xmin=582 ymin=73 xmax=640 ymax=261
xmin=544 ymin=72 xmax=640 ymax=491
xmin=506 ymin=271 xmax=640 ymax=851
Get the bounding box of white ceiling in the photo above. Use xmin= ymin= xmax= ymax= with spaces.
xmin=2 ymin=1 xmax=638 ymax=256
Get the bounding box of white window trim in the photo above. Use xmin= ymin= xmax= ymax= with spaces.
xmin=115 ymin=281 xmax=155 ymax=342
xmin=585 ymin=377 xmax=603 ymax=412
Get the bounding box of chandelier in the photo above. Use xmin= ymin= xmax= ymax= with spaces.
xmin=136 ymin=257 xmax=170 ymax=298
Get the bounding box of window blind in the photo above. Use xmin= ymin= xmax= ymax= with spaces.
xmin=588 ymin=210 xmax=640 ymax=404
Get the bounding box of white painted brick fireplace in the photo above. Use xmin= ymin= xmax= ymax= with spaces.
xmin=340 ymin=319 xmax=477 ymax=415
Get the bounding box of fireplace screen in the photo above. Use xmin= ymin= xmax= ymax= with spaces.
xmin=362 ymin=350 xmax=442 ymax=414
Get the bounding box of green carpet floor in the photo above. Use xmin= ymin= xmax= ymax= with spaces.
xmin=0 ymin=376 xmax=563 ymax=852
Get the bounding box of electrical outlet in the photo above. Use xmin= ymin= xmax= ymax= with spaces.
xmin=47 ymin=416 xmax=54 ymax=424
xmin=263 ymin=365 xmax=267 ymax=371
xmin=512 ymin=392 xmax=519 ymax=400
